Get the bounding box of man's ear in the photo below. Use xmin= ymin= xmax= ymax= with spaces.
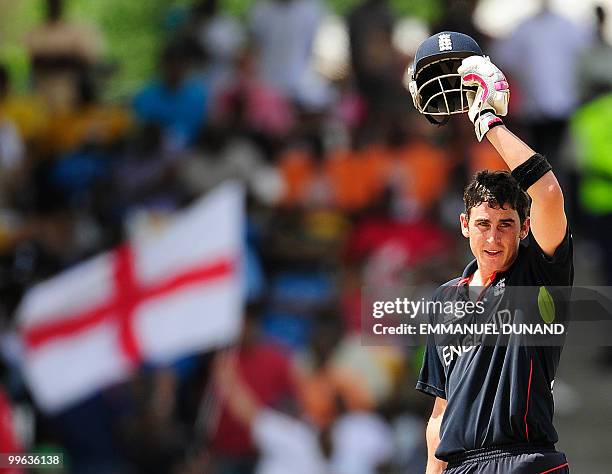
xmin=460 ymin=213 xmax=470 ymax=238
xmin=520 ymin=216 xmax=530 ymax=240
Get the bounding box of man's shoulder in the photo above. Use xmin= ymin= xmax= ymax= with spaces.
xmin=440 ymin=277 xmax=463 ymax=288
xmin=522 ymin=228 xmax=574 ymax=274
xmin=432 ymin=278 xmax=463 ymax=300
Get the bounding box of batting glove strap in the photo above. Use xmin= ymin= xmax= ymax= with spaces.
xmin=474 ymin=111 xmax=504 ymax=142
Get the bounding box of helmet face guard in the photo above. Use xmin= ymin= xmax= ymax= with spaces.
xmin=406 ymin=32 xmax=483 ymax=125
xmin=409 ymin=57 xmax=478 ymax=124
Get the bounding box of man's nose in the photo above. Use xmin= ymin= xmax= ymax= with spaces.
xmin=487 ymin=230 xmax=500 ymax=243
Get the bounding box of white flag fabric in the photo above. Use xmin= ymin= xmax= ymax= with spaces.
xmin=17 ymin=182 xmax=245 ymax=414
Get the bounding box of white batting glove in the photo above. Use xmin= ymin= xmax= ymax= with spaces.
xmin=458 ymin=56 xmax=509 ymax=141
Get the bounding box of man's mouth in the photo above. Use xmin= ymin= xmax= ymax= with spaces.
xmin=484 ymin=250 xmax=502 ymax=257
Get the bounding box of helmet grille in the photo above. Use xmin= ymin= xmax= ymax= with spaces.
xmin=414 ymin=58 xmax=477 ymax=119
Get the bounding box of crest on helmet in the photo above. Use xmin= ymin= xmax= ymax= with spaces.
xmin=438 ymin=34 xmax=453 ymax=52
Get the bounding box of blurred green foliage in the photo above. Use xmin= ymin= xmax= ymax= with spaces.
xmin=71 ymin=0 xmax=173 ymax=101
xmin=0 ymin=0 xmax=175 ymax=101
xmin=328 ymin=0 xmax=441 ymax=21
xmin=0 ymin=0 xmax=440 ymax=101
xmin=217 ymin=0 xmax=441 ymax=20
xmin=0 ymin=0 xmax=42 ymax=95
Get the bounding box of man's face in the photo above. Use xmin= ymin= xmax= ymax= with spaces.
xmin=460 ymin=202 xmax=529 ymax=275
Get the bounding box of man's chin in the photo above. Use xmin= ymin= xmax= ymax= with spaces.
xmin=478 ymin=252 xmax=510 ymax=273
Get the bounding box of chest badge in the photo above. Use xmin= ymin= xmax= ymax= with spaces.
xmin=493 ymin=278 xmax=506 ymax=296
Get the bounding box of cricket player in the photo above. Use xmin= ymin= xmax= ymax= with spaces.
xmin=405 ymin=32 xmax=574 ymax=473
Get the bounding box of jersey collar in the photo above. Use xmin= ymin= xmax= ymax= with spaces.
xmin=457 ymin=258 xmax=500 ymax=288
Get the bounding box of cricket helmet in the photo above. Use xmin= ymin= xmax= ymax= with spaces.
xmin=404 ymin=31 xmax=483 ymax=124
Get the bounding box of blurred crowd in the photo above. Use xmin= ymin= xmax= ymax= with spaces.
xmin=0 ymin=0 xmax=611 ymax=473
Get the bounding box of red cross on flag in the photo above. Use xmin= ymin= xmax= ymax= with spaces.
xmin=17 ymin=182 xmax=245 ymax=414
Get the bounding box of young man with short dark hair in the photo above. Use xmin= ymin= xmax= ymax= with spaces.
xmin=415 ymin=53 xmax=573 ymax=473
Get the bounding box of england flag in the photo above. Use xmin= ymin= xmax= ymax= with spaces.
xmin=17 ymin=182 xmax=245 ymax=413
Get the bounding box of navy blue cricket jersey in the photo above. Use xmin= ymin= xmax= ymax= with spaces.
xmin=416 ymin=229 xmax=573 ymax=461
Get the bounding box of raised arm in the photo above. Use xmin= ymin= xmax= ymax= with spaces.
xmin=426 ymin=397 xmax=448 ymax=474
xmin=458 ymin=56 xmax=567 ymax=256
xmin=486 ymin=126 xmax=566 ymax=256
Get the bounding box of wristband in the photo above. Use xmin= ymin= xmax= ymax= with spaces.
xmin=511 ymin=154 xmax=552 ymax=191
xmin=474 ymin=111 xmax=504 ymax=142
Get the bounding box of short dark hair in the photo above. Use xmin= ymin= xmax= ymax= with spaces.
xmin=464 ymin=170 xmax=530 ymax=223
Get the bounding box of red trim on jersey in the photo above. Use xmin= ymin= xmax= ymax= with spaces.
xmin=454 ymin=276 xmax=472 ymax=286
xmin=455 ymin=271 xmax=498 ymax=287
xmin=525 ymin=357 xmax=534 ymax=441
xmin=539 ymin=462 xmax=569 ymax=474
xmin=475 ymin=271 xmax=498 ymax=301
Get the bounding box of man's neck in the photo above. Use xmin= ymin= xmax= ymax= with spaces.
xmin=470 ymin=268 xmax=496 ymax=287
